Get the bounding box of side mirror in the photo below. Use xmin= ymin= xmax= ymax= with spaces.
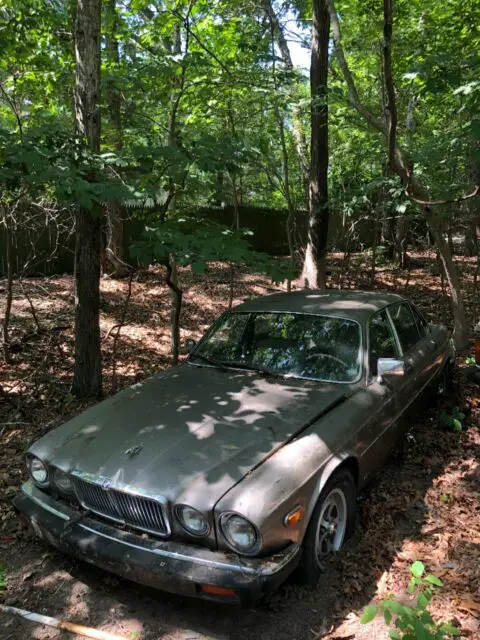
xmin=183 ymin=338 xmax=197 ymax=354
xmin=377 ymin=358 xmax=405 ymax=383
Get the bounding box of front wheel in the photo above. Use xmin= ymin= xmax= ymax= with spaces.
xmin=297 ymin=469 xmax=356 ymax=587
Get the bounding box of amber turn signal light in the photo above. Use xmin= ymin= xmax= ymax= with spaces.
xmin=284 ymin=505 xmax=305 ymax=527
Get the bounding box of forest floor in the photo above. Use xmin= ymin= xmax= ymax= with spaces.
xmin=0 ymin=252 xmax=479 ymax=640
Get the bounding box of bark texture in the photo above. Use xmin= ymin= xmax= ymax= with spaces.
xmin=301 ymin=0 xmax=330 ymax=288
xmin=72 ymin=0 xmax=103 ymax=398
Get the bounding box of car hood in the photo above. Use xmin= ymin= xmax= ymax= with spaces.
xmin=30 ymin=364 xmax=349 ymax=509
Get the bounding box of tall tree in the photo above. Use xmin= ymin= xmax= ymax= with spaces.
xmin=72 ymin=0 xmax=103 ymax=397
xmin=327 ymin=0 xmax=471 ymax=347
xmin=302 ymin=0 xmax=330 ymax=288
xmin=104 ymin=0 xmax=126 ymax=275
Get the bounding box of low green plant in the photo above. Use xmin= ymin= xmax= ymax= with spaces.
xmin=438 ymin=407 xmax=465 ymax=432
xmin=464 ymin=356 xmax=476 ymax=366
xmin=360 ymin=561 xmax=459 ymax=639
xmin=0 ymin=563 xmax=6 ymax=590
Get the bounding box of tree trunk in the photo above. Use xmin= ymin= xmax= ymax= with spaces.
xmin=104 ymin=0 xmax=125 ymax=274
xmin=72 ymin=0 xmax=102 ymax=398
xmin=1 ymin=216 xmax=13 ymax=364
xmin=301 ymin=0 xmax=330 ymax=289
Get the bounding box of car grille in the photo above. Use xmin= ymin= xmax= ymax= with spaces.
xmin=73 ymin=477 xmax=170 ymax=537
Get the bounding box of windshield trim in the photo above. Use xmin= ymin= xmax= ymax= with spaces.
xmin=188 ymin=310 xmax=364 ymax=385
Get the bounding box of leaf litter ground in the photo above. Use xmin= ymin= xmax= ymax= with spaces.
xmin=0 ymin=252 xmax=479 ymax=640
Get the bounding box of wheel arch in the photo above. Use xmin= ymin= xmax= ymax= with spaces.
xmin=305 ymin=453 xmax=360 ymax=528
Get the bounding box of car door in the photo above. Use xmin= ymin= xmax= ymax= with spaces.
xmin=410 ymin=302 xmax=446 ymax=383
xmin=386 ymin=302 xmax=432 ymax=425
xmin=356 ymin=310 xmax=403 ymax=481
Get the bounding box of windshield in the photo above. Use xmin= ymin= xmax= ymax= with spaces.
xmin=191 ymin=312 xmax=362 ymax=383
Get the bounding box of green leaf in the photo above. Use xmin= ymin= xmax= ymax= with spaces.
xmin=360 ymin=604 xmax=378 ymax=624
xmin=411 ymin=561 xmax=425 ymax=579
xmin=416 ymin=592 xmax=429 ymax=609
xmin=407 ymin=576 xmax=418 ymax=593
xmin=439 ymin=623 xmax=460 ymax=636
xmin=424 ymin=574 xmax=443 ymax=587
xmin=384 ymin=608 xmax=392 ymax=624
xmin=0 ymin=563 xmax=6 ymax=589
xmin=452 ymin=418 xmax=462 ymax=432
xmin=388 ymin=632 xmax=402 ymax=640
xmin=412 ymin=618 xmax=427 ymax=640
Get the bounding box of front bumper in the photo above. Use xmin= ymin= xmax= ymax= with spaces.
xmin=14 ymin=482 xmax=300 ymax=603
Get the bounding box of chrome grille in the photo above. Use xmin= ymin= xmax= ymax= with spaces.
xmin=73 ymin=477 xmax=169 ymax=537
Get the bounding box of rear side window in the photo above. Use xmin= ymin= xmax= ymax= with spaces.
xmin=410 ymin=304 xmax=428 ymax=337
xmin=389 ymin=303 xmax=421 ymax=353
xmin=368 ymin=311 xmax=398 ymax=376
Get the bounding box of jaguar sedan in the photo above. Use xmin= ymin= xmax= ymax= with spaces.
xmin=14 ymin=290 xmax=454 ymax=604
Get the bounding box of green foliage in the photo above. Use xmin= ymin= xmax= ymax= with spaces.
xmin=438 ymin=407 xmax=465 ymax=432
xmin=0 ymin=563 xmax=6 ymax=590
xmin=1 ymin=0 xmax=479 ymax=254
xmin=130 ymin=217 xmax=297 ymax=284
xmin=464 ymin=356 xmax=476 ymax=366
xmin=361 ymin=562 xmax=460 ymax=639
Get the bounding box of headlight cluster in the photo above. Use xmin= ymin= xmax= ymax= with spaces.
xmin=52 ymin=468 xmax=74 ymax=494
xmin=175 ymin=504 xmax=210 ymax=536
xmin=174 ymin=505 xmax=260 ymax=554
xmin=27 ymin=455 xmax=73 ymax=494
xmin=27 ymin=455 xmax=49 ymax=487
xmin=220 ymin=513 xmax=260 ymax=554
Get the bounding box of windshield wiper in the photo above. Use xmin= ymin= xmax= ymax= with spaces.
xmin=190 ymin=352 xmax=228 ymax=371
xmin=227 ymin=361 xmax=286 ymax=379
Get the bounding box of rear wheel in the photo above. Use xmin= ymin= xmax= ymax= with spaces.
xmin=297 ymin=469 xmax=356 ymax=587
xmin=437 ymin=361 xmax=454 ymax=396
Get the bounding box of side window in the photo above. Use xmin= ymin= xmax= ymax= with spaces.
xmin=368 ymin=311 xmax=398 ymax=377
xmin=389 ymin=303 xmax=421 ymax=353
xmin=410 ymin=304 xmax=428 ymax=337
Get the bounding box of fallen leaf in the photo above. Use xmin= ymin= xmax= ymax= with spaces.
xmin=457 ymin=600 xmax=480 ymax=617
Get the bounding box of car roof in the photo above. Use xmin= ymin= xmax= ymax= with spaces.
xmin=234 ymin=290 xmax=406 ymax=323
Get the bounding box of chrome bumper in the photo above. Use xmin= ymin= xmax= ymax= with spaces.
xmin=14 ymin=482 xmax=300 ymax=603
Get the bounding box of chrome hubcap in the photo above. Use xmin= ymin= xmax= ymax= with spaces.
xmin=314 ymin=488 xmax=347 ymax=566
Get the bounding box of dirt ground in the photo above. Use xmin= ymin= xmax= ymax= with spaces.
xmin=1 ymin=253 xmax=479 ymax=640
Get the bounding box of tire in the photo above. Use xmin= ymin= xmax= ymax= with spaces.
xmin=297 ymin=469 xmax=357 ymax=588
xmin=437 ymin=361 xmax=455 ymax=397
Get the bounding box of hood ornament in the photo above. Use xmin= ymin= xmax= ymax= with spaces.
xmin=124 ymin=444 xmax=143 ymax=459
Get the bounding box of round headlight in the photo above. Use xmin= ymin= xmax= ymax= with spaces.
xmin=28 ymin=456 xmax=49 ymax=487
xmin=53 ymin=468 xmax=73 ymax=494
xmin=175 ymin=505 xmax=210 ymax=536
xmin=220 ymin=513 xmax=259 ymax=554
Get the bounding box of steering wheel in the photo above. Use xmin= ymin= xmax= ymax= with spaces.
xmin=304 ymin=352 xmax=349 ymax=369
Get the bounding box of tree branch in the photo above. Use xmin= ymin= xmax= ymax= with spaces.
xmin=0 ymin=81 xmax=23 ymax=139
xmin=328 ymin=0 xmax=386 ymax=134
xmin=407 ymin=184 xmax=480 ymax=207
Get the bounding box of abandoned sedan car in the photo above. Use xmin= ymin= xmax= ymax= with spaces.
xmin=15 ymin=291 xmax=455 ymax=603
